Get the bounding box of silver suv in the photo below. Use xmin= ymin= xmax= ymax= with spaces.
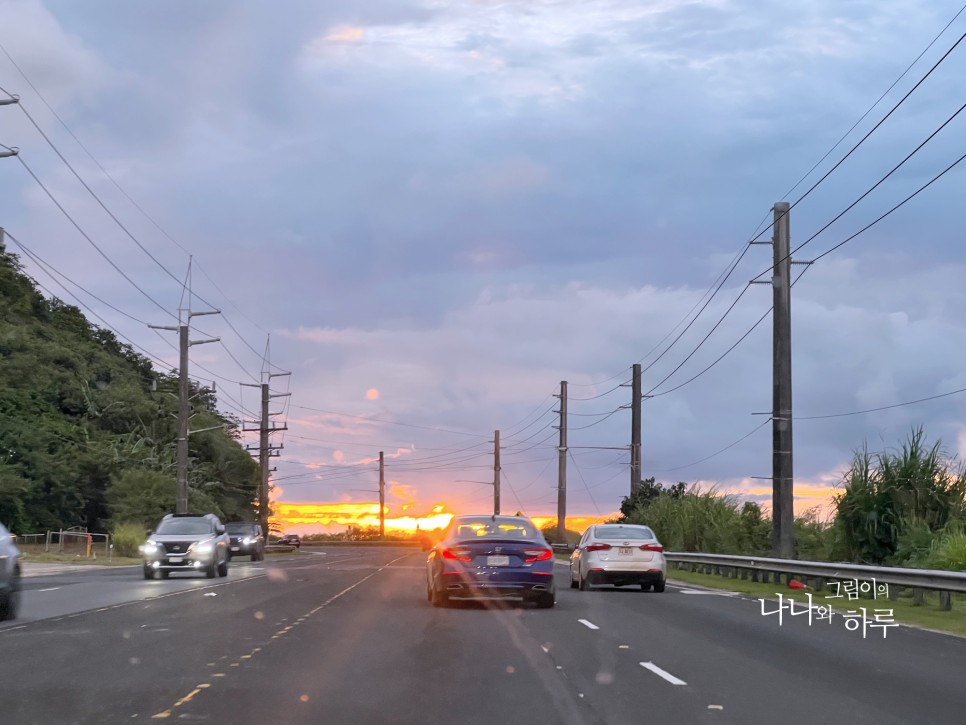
xmin=141 ymin=513 xmax=230 ymax=580
xmin=0 ymin=522 xmax=20 ymax=620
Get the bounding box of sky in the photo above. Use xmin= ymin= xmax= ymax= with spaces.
xmin=1 ymin=0 xmax=966 ymax=532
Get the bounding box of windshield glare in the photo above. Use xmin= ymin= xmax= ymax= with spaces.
xmin=594 ymin=526 xmax=656 ymax=540
xmin=451 ymin=518 xmax=540 ymax=540
xmin=155 ymin=520 xmax=213 ymax=536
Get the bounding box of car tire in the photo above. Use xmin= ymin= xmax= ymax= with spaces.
xmin=534 ymin=592 xmax=555 ymax=609
xmin=143 ymin=565 xmax=155 ymax=580
xmin=570 ymin=569 xmax=579 ymax=589
xmin=640 ymin=583 xmax=652 ymax=592
xmin=218 ymin=556 xmax=229 ymax=577
xmin=431 ymin=581 xmax=449 ymax=608
xmin=578 ymin=570 xmax=590 ymax=591
xmin=0 ymin=576 xmax=21 ymax=621
xmin=205 ymin=561 xmax=217 ymax=579
xmin=653 ymin=578 xmax=666 ymax=593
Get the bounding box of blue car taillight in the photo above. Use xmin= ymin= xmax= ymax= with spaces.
xmin=523 ymin=548 xmax=553 ymax=563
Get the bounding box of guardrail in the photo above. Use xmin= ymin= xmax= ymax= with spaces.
xmin=664 ymin=552 xmax=966 ymax=610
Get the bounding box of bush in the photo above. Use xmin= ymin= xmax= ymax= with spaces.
xmin=112 ymin=521 xmax=147 ymax=557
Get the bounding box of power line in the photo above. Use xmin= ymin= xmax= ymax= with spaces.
xmin=568 ymin=407 xmax=623 ymax=431
xmin=289 ymin=403 xmax=492 ymax=438
xmin=778 ymin=2 xmax=966 ymax=203
xmin=569 ymin=380 xmax=629 ymax=401
xmin=652 ymin=418 xmax=771 ymax=473
xmin=16 ymin=155 xmax=176 ymax=318
xmin=568 ymin=450 xmax=602 ymax=516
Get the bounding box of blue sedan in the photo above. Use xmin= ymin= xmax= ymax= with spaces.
xmin=426 ymin=514 xmax=555 ymax=608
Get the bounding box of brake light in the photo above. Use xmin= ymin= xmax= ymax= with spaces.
xmin=441 ymin=547 xmax=472 ymax=562
xmin=640 ymin=544 xmax=664 ymax=552
xmin=586 ymin=543 xmax=611 ymax=552
xmin=523 ymin=548 xmax=552 ymax=562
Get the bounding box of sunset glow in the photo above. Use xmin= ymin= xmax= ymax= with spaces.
xmin=270 ymin=502 xmax=614 ymax=536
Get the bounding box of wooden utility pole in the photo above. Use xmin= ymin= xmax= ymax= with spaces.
xmin=493 ymin=430 xmax=501 ymax=515
xmin=772 ymin=202 xmax=794 ymax=558
xmin=177 ymin=325 xmax=190 ymax=514
xmin=556 ymin=381 xmax=568 ymax=543
xmin=379 ymin=451 xmax=385 ymax=538
xmin=630 ymin=363 xmax=642 ymax=496
xmin=150 ymin=305 xmax=219 ymax=514
xmin=243 ymin=372 xmax=289 ymax=537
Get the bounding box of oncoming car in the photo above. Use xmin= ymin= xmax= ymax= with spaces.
xmin=140 ymin=513 xmax=231 ymax=579
xmin=0 ymin=522 xmax=21 ymax=621
xmin=426 ymin=514 xmax=555 ymax=608
xmin=570 ymin=523 xmax=666 ymax=592
xmin=225 ymin=522 xmax=265 ymax=561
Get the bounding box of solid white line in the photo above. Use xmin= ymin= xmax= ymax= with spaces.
xmin=578 ymin=619 xmax=599 ymax=630
xmin=640 ymin=661 xmax=687 ymax=686
xmin=36 ymin=587 xmax=62 ymax=592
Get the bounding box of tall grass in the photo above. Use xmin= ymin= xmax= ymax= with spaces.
xmin=112 ymin=522 xmax=147 ymax=558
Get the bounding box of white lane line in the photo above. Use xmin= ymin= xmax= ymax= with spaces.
xmin=640 ymin=661 xmax=687 ymax=686
xmin=36 ymin=587 xmax=62 ymax=592
xmin=578 ymin=619 xmax=599 ymax=630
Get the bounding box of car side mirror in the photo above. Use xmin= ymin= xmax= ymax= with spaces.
xmin=216 ymin=525 xmax=226 ymax=535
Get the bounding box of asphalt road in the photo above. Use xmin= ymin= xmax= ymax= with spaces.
xmin=1 ymin=547 xmax=964 ymax=724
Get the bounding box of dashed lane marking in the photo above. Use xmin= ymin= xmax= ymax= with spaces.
xmin=578 ymin=619 xmax=599 ymax=630
xmin=640 ymin=661 xmax=687 ymax=686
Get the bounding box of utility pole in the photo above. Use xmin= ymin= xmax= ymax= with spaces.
xmin=149 ymin=310 xmax=220 ymax=514
xmin=556 ymin=381 xmax=568 ymax=543
xmin=493 ymin=429 xmax=501 ymax=515
xmin=1 ymin=92 xmax=20 ymax=253
xmin=630 ymin=363 xmax=642 ymax=497
xmin=753 ymin=202 xmax=803 ymax=558
xmin=773 ymin=202 xmax=794 ymax=559
xmin=379 ymin=451 xmax=385 ymax=539
xmin=244 ymin=374 xmax=290 ymax=537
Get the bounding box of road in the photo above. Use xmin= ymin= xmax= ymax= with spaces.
xmin=1 ymin=547 xmax=964 ymax=724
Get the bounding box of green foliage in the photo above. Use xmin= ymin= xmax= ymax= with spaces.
xmin=0 ymin=251 xmax=259 ymax=534
xmin=834 ymin=429 xmax=966 ymax=564
xmin=624 ymin=484 xmax=746 ymax=553
xmin=619 ymin=477 xmax=686 ymax=519
xmin=111 ymin=521 xmax=148 ymax=557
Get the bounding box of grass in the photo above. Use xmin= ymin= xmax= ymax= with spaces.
xmin=20 ymin=551 xmax=142 ymax=566
xmin=667 ymin=566 xmax=966 ymax=638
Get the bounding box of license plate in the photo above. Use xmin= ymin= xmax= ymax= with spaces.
xmin=168 ymin=556 xmax=183 ymax=563
xmin=618 ymin=547 xmax=632 ymax=556
xmin=487 ymin=555 xmax=510 ymax=566
xmin=231 ymin=547 xmax=240 ymax=551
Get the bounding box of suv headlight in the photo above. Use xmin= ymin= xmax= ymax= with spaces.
xmin=242 ymin=537 xmax=255 ymax=545
xmin=140 ymin=540 xmax=161 ymax=555
xmin=190 ymin=539 xmax=216 ymax=555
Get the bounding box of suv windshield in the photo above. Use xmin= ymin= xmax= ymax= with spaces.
xmin=155 ymin=519 xmax=213 ymax=536
xmin=225 ymin=524 xmax=258 ymax=534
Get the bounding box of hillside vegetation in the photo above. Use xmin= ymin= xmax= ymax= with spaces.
xmin=0 ymin=250 xmax=258 ymax=535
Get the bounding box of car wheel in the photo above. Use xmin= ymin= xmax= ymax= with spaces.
xmin=431 ymin=581 xmax=449 ymax=608
xmin=579 ymin=570 xmax=590 ymax=591
xmin=218 ymin=556 xmax=229 ymax=577
xmin=534 ymin=592 xmax=555 ymax=609
xmin=640 ymin=583 xmax=653 ymax=592
xmin=653 ymin=578 xmax=666 ymax=593
xmin=143 ymin=565 xmax=155 ymax=580
xmin=0 ymin=576 xmax=20 ymax=621
xmin=570 ymin=568 xmax=579 ymax=589
xmin=205 ymin=561 xmax=217 ymax=579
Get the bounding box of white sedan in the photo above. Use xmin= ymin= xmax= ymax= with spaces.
xmin=570 ymin=523 xmax=667 ymax=592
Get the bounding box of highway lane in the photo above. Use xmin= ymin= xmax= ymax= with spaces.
xmin=0 ymin=547 xmax=964 ymax=724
